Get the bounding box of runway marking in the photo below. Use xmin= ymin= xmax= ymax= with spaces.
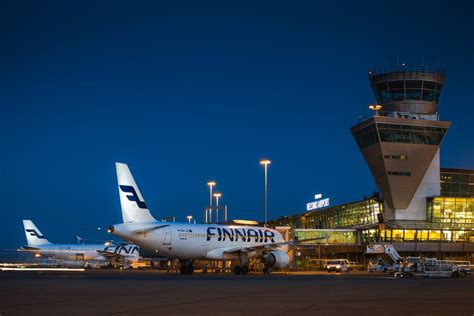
xmin=1 ymin=268 xmax=85 ymax=272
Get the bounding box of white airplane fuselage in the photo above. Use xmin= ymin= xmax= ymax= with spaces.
xmin=26 ymin=244 xmax=140 ymax=262
xmin=29 ymin=244 xmax=108 ymax=261
xmin=110 ymin=222 xmax=285 ymax=260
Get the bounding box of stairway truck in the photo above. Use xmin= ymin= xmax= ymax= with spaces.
xmin=366 ymin=244 xmax=401 ymax=272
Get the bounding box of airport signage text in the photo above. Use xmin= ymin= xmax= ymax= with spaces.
xmin=306 ymin=194 xmax=330 ymax=211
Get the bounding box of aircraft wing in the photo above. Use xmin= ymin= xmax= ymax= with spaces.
xmin=223 ymin=236 xmax=328 ymax=254
xmin=96 ymin=250 xmax=130 ymax=261
xmin=17 ymin=246 xmax=40 ymax=252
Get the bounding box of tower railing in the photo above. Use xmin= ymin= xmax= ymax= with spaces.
xmin=368 ymin=65 xmax=446 ymax=78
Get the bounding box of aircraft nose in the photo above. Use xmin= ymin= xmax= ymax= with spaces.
xmin=107 ymin=226 xmax=115 ymax=233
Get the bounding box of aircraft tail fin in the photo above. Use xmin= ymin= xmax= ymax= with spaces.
xmin=115 ymin=162 xmax=156 ymax=223
xmin=22 ymin=220 xmax=51 ymax=246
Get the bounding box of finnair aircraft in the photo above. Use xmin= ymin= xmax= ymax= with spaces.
xmin=109 ymin=162 xmax=323 ymax=275
xmin=20 ymin=220 xmax=140 ymax=267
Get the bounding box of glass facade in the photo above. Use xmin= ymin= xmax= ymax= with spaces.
xmin=440 ymin=169 xmax=474 ymax=197
xmin=373 ymin=80 xmax=443 ymax=103
xmin=361 ymin=228 xmax=474 ymax=243
xmin=377 ymin=123 xmax=447 ymax=145
xmin=295 ymin=229 xmax=358 ymax=244
xmin=353 ymin=122 xmax=448 ymax=149
xmin=361 ymin=228 xmax=474 ymax=242
xmin=269 ymin=170 xmax=474 ymax=246
xmin=427 ymin=197 xmax=474 ymax=228
xmin=269 ymin=199 xmax=382 ymax=229
xmin=352 ymin=124 xmax=378 ymax=149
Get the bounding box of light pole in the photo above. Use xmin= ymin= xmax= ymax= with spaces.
xmin=207 ymin=181 xmax=216 ymax=223
xmin=187 ymin=215 xmax=193 ymax=223
xmin=259 ymin=159 xmax=271 ymax=227
xmin=213 ymin=192 xmax=222 ymax=223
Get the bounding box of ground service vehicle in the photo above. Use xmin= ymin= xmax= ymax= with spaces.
xmin=367 ymin=258 xmax=396 ymax=272
xmin=395 ymin=258 xmax=464 ymax=278
xmin=348 ymin=261 xmax=365 ymax=270
xmin=442 ymin=260 xmax=471 ymax=276
xmin=326 ymin=259 xmax=350 ymax=273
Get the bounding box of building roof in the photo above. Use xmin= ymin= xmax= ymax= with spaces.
xmin=440 ymin=168 xmax=474 ymax=175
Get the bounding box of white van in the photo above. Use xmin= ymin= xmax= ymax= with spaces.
xmin=326 ymin=259 xmax=350 ymax=273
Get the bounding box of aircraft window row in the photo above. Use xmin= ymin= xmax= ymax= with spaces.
xmin=178 ymin=233 xmax=208 ymax=238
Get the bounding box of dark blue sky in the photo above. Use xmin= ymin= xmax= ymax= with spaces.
xmin=1 ymin=1 xmax=473 ymax=248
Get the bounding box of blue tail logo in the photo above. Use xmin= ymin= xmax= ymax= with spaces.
xmin=119 ymin=185 xmax=148 ymax=209
xmin=25 ymin=229 xmax=46 ymax=239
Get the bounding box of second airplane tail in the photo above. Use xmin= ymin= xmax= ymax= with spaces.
xmin=22 ymin=220 xmax=51 ymax=247
xmin=115 ymin=162 xmax=156 ymax=223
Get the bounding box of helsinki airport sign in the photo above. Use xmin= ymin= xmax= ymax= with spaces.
xmin=306 ymin=194 xmax=330 ymax=211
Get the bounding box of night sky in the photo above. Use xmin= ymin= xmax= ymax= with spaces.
xmin=1 ymin=1 xmax=473 ymax=248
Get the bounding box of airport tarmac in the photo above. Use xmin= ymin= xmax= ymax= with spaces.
xmin=0 ymin=270 xmax=473 ymax=315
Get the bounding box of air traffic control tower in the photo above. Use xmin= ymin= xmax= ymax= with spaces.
xmin=351 ymin=65 xmax=451 ymax=221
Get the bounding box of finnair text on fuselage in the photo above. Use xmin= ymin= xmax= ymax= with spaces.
xmin=205 ymin=227 xmax=275 ymax=243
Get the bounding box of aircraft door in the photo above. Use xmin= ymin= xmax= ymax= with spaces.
xmin=76 ymin=253 xmax=84 ymax=262
xmin=163 ymin=226 xmax=172 ymax=245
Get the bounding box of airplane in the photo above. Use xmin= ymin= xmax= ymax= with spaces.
xmin=20 ymin=220 xmax=141 ymax=268
xmin=108 ymin=162 xmax=326 ymax=275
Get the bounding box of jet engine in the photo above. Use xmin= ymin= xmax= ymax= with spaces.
xmin=262 ymin=250 xmax=289 ymax=268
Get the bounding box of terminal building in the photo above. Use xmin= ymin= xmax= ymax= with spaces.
xmin=268 ymin=65 xmax=473 ymax=268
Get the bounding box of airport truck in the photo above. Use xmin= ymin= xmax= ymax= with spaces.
xmin=367 ymin=243 xmax=464 ymax=278
xmin=395 ymin=257 xmax=463 ymax=278
xmin=366 ymin=244 xmax=401 ymax=272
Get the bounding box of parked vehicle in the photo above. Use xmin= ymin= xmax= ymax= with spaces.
xmin=326 ymin=259 xmax=350 ymax=273
xmin=348 ymin=261 xmax=365 ymax=270
xmin=395 ymin=257 xmax=464 ymax=278
xmin=442 ymin=260 xmax=471 ymax=276
xmin=367 ymin=258 xmax=397 ymax=273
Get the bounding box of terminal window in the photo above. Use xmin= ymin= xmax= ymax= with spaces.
xmin=352 ymin=124 xmax=379 ymax=149
xmin=440 ymin=172 xmax=474 ymax=197
xmin=384 ymin=155 xmax=407 ymax=160
xmin=388 ymin=171 xmax=411 ymax=176
xmin=427 ymin=197 xmax=473 ymax=227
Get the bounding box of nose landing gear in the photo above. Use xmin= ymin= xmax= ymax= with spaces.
xmin=233 ymin=264 xmax=249 ymax=275
xmin=179 ymin=260 xmax=194 ymax=274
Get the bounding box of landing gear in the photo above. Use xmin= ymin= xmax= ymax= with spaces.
xmin=234 ymin=265 xmax=241 ymax=275
xmin=263 ymin=267 xmax=273 ymax=274
xmin=234 ymin=253 xmax=250 ymax=275
xmin=179 ymin=260 xmax=194 ymax=274
xmin=234 ymin=265 xmax=250 ymax=275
